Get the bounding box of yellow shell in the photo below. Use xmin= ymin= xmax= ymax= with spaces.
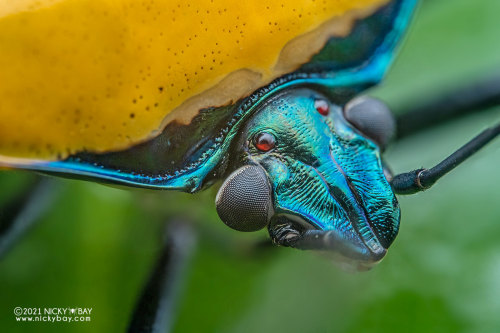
xmin=0 ymin=0 xmax=388 ymax=160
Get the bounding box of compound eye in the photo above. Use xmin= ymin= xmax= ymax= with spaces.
xmin=216 ymin=165 xmax=274 ymax=232
xmin=254 ymin=132 xmax=276 ymax=152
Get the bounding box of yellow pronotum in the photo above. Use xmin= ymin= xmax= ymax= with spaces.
xmin=0 ymin=0 xmax=387 ymax=160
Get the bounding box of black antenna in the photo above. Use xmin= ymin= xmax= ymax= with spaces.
xmin=391 ymin=123 xmax=500 ymax=194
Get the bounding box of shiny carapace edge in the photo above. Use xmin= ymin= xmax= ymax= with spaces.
xmin=0 ymin=0 xmax=416 ymax=190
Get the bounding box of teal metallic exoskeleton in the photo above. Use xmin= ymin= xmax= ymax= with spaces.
xmin=0 ymin=0 xmax=419 ymax=268
xmin=232 ymin=89 xmax=398 ymax=261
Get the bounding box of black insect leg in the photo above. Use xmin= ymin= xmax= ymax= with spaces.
xmin=127 ymin=221 xmax=196 ymax=333
xmin=395 ymin=73 xmax=500 ymax=138
xmin=391 ymin=123 xmax=500 ymax=194
xmin=0 ymin=177 xmax=61 ymax=259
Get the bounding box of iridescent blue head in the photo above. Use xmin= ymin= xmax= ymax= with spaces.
xmin=215 ymin=88 xmax=399 ymax=267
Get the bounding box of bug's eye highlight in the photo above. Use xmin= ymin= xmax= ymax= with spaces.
xmin=314 ymin=99 xmax=329 ymax=116
xmin=254 ymin=132 xmax=276 ymax=152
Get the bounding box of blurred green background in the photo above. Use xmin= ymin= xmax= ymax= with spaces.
xmin=1 ymin=0 xmax=500 ymax=332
